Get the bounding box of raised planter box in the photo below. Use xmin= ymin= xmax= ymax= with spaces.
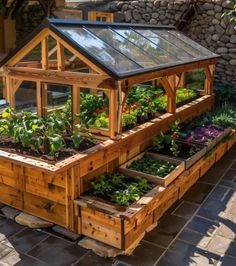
xmin=0 ymin=95 xmax=215 ymax=232
xmin=149 ymin=143 xmax=207 ymax=170
xmin=119 ymin=152 xmax=185 ymax=187
xmin=180 ymin=127 xmax=232 ymax=152
xmin=75 ymin=132 xmax=235 ymax=252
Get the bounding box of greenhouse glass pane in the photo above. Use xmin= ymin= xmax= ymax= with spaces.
xmin=58 ymin=27 xmax=142 ymax=73
xmin=88 ymin=27 xmax=159 ymax=68
xmin=136 ymin=29 xmax=193 ymax=60
xmin=168 ymin=31 xmax=215 ymax=56
xmin=153 ymin=30 xmax=208 ymax=57
xmin=115 ymin=29 xmax=180 ymax=64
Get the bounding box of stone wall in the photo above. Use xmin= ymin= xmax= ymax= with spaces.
xmin=108 ymin=0 xmax=236 ymax=87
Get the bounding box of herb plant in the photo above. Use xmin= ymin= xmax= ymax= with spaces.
xmin=91 ymin=173 xmax=151 ymax=206
xmin=128 ymin=157 xmax=176 ymax=177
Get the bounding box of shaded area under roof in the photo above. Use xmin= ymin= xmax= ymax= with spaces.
xmin=0 ymin=18 xmax=220 ymax=80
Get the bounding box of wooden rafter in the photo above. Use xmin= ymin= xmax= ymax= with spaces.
xmin=7 ymin=29 xmax=49 ymax=67
xmin=48 ymin=30 xmax=107 ymax=75
xmin=6 ymin=67 xmax=115 ymax=90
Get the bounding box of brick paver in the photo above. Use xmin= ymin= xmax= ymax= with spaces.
xmin=0 ymin=148 xmax=236 ymax=265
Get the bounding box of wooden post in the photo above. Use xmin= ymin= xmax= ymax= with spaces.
xmin=204 ymin=65 xmax=215 ymax=95
xmin=5 ymin=76 xmax=11 ymax=103
xmin=57 ymin=41 xmax=65 ymax=71
xmin=109 ymin=89 xmax=117 ymax=139
xmin=72 ymin=85 xmax=80 ymax=129
xmin=178 ymin=73 xmax=186 ymax=88
xmin=116 ymin=81 xmax=123 ymax=137
xmin=41 ymin=37 xmax=48 ymax=70
xmin=160 ymin=76 xmax=176 ymax=114
xmin=41 ymin=83 xmax=48 ymax=117
xmin=36 ymin=81 xmax=42 ymax=116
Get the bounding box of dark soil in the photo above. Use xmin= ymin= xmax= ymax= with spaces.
xmin=0 ymin=137 xmax=97 ymax=164
xmin=150 ymin=141 xmax=202 ymax=159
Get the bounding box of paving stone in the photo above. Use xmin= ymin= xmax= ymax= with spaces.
xmin=187 ymin=216 xmax=219 ymax=236
xmin=0 ymin=243 xmax=13 ymax=259
xmin=156 ymin=240 xmax=221 ymax=266
xmin=15 ymin=213 xmax=53 ymax=228
xmin=226 ymin=241 xmax=236 ymax=258
xmin=52 ymin=225 xmax=80 ymax=241
xmin=178 ymin=228 xmax=212 ymax=248
xmin=144 ymin=214 xmax=188 ymax=248
xmin=215 ymin=219 xmax=236 ymax=240
xmin=182 ymin=183 xmax=214 ymax=204
xmin=78 ymin=237 xmax=123 ymax=258
xmin=13 ymin=253 xmax=48 ymax=266
xmin=200 ymin=166 xmax=227 ymax=184
xmin=28 ymin=236 xmax=88 ymax=266
xmin=117 ymin=241 xmax=164 ymax=266
xmin=0 ymin=250 xmax=22 ymax=265
xmin=207 ymin=235 xmax=231 ymax=255
xmin=1 ymin=206 xmax=21 ymax=220
xmin=3 ymin=227 xmax=49 ymax=253
xmin=218 ymin=256 xmax=236 ymax=266
xmin=196 ymin=207 xmax=224 ymax=221
xmin=0 ymin=218 xmax=24 ymax=241
xmin=201 ymin=188 xmax=235 ymax=214
xmin=219 ymin=169 xmax=236 ymax=190
xmin=74 ymin=251 xmax=114 ymax=266
xmin=172 ymin=201 xmax=198 ymax=219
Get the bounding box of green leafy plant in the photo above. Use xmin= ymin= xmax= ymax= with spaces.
xmin=128 ymin=157 xmax=176 ymax=177
xmin=222 ymin=2 xmax=236 ymax=22
xmin=93 ymin=112 xmax=109 ymax=129
xmin=91 ymin=173 xmax=151 ymax=206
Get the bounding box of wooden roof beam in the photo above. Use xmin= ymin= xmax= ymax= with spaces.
xmin=6 ymin=67 xmax=115 ymax=90
xmin=125 ymin=58 xmax=218 ymax=88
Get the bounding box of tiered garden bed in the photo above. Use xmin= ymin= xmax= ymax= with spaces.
xmin=75 ymin=129 xmax=235 ymax=251
xmin=0 ymin=95 xmax=213 ymax=231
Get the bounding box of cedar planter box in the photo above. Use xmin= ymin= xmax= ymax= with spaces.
xmin=119 ymin=152 xmax=185 ymax=187
xmin=75 ymin=183 xmax=179 ymax=250
xmin=180 ymin=127 xmax=232 ymax=152
xmin=149 ymin=143 xmax=207 ymax=170
xmin=74 ymin=133 xmax=235 ymax=251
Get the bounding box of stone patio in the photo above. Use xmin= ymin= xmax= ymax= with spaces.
xmin=0 ymin=147 xmax=236 ymax=265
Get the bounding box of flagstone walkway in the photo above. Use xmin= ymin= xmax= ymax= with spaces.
xmin=0 ymin=147 xmax=236 ymax=266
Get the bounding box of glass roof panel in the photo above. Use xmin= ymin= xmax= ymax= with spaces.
xmin=88 ymin=27 xmax=160 ymax=68
xmin=114 ymin=29 xmax=181 ymax=65
xmin=135 ymin=29 xmax=193 ymax=60
xmin=153 ymin=30 xmax=208 ymax=57
xmin=58 ymin=26 xmax=142 ymax=73
xmin=168 ymin=30 xmax=215 ymax=56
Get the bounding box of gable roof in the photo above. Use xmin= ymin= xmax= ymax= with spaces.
xmin=0 ymin=18 xmax=220 ymax=80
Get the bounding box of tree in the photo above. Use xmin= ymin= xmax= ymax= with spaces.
xmin=1 ymin=0 xmax=56 ymax=19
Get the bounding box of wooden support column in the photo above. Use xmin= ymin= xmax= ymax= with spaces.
xmin=204 ymin=65 xmax=215 ymax=95
xmin=41 ymin=83 xmax=48 ymax=117
xmin=160 ymin=76 xmax=177 ymax=114
xmin=57 ymin=41 xmax=65 ymax=71
xmin=177 ymin=73 xmax=186 ymax=88
xmin=5 ymin=76 xmax=11 ymax=103
xmin=72 ymin=85 xmax=80 ymax=129
xmin=116 ymin=81 xmax=123 ymax=137
xmin=109 ymin=89 xmax=117 ymax=139
xmin=41 ymin=37 xmax=48 ymax=70
xmin=36 ymin=81 xmax=42 ymax=116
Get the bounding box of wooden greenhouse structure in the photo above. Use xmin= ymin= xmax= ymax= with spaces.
xmin=0 ymin=18 xmax=232 ymax=252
